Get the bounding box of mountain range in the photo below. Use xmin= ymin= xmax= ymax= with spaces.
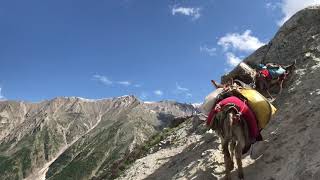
xmin=0 ymin=95 xmax=197 ymax=180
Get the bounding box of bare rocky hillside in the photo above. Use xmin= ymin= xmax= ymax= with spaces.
xmin=0 ymin=95 xmax=196 ymax=180
xmin=117 ymin=6 xmax=320 ymax=180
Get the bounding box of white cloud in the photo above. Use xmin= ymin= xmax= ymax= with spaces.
xmin=117 ymin=81 xmax=131 ymax=86
xmin=93 ymin=75 xmax=134 ymax=87
xmin=140 ymin=92 xmax=148 ymax=100
xmin=154 ymin=90 xmax=163 ymax=96
xmin=266 ymin=2 xmax=274 ymax=9
xmin=200 ymin=45 xmax=216 ymax=56
xmin=266 ymin=2 xmax=281 ymax=10
xmin=134 ymin=84 xmax=141 ymax=88
xmin=217 ymin=30 xmax=263 ymax=68
xmin=218 ymin=30 xmax=265 ymax=52
xmin=175 ymin=83 xmax=192 ymax=98
xmin=226 ymin=52 xmax=242 ymax=67
xmin=172 ymin=6 xmax=201 ymax=20
xmin=278 ymin=0 xmax=320 ymax=25
xmin=93 ymin=75 xmax=113 ymax=85
xmin=0 ymin=88 xmax=5 ymax=100
xmin=176 ymin=83 xmax=189 ymax=92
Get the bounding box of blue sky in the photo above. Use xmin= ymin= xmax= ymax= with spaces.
xmin=0 ymin=0 xmax=318 ymax=103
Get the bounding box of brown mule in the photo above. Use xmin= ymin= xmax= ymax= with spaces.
xmin=211 ymin=105 xmax=251 ymax=180
xmin=255 ymin=61 xmax=296 ymax=101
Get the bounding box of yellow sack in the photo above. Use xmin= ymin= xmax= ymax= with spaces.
xmin=200 ymin=88 xmax=224 ymax=115
xmin=238 ymin=88 xmax=277 ymax=129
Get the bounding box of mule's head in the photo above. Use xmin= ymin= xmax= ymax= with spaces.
xmin=254 ymin=71 xmax=269 ymax=91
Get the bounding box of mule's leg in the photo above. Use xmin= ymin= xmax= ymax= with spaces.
xmin=223 ymin=112 xmax=235 ymax=180
xmin=223 ymin=141 xmax=232 ymax=180
xmin=265 ymin=80 xmax=275 ymax=100
xmin=235 ymin=141 xmax=245 ymax=180
xmin=257 ymin=78 xmax=264 ymax=91
xmin=258 ymin=78 xmax=274 ymax=100
xmin=229 ymin=140 xmax=236 ymax=171
xmin=278 ymin=79 xmax=284 ymax=95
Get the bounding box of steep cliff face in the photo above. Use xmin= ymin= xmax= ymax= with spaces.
xmin=232 ymin=6 xmax=320 ymax=180
xmin=0 ymin=95 xmax=196 ymax=180
xmin=118 ymin=6 xmax=320 ymax=180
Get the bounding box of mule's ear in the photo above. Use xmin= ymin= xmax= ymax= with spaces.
xmin=211 ymin=80 xmax=223 ymax=89
xmin=211 ymin=80 xmax=217 ymax=88
xmin=231 ymin=78 xmax=234 ymax=85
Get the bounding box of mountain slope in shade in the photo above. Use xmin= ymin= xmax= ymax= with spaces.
xmin=0 ymin=95 xmax=196 ymax=180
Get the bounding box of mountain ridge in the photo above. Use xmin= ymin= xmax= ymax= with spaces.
xmin=0 ymin=94 xmax=197 ymax=180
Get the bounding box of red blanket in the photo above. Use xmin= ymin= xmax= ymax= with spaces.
xmin=206 ymin=96 xmax=259 ymax=140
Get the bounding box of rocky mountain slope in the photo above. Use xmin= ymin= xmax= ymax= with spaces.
xmin=0 ymin=95 xmax=196 ymax=180
xmin=117 ymin=6 xmax=320 ymax=180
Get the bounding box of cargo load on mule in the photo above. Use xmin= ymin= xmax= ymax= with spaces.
xmin=220 ymin=62 xmax=257 ymax=87
xmin=201 ymin=79 xmax=277 ymax=139
xmin=255 ymin=61 xmax=296 ymax=98
xmin=237 ymin=87 xmax=277 ymax=129
xmin=220 ymin=61 xmax=295 ymax=101
xmin=200 ymin=87 xmax=224 ymax=115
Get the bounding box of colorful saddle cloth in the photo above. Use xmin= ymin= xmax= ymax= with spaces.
xmin=206 ymin=96 xmax=259 ymax=140
xmin=258 ymin=64 xmax=286 ymax=79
